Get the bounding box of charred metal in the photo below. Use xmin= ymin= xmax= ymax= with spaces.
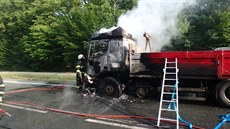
xmin=79 ymin=27 xmax=230 ymax=108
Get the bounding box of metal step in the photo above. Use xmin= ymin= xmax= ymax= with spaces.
xmin=165 ymin=72 xmax=176 ymax=74
xmin=163 ymin=92 xmax=176 ymax=95
xmin=164 ymin=85 xmax=175 ymax=88
xmin=160 ymin=118 xmax=177 ymax=122
xmin=178 ymin=87 xmax=206 ymax=92
xmin=162 ymin=100 xmax=176 ymax=103
xmin=179 ymin=96 xmax=206 ymax=101
xmin=167 ymin=62 xmax=176 ymax=63
xmin=165 ymin=78 xmax=176 ymax=80
xmin=161 ymin=108 xmax=176 ymax=112
xmin=166 ymin=67 xmax=176 ymax=69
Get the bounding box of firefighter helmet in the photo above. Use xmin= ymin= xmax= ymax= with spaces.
xmin=78 ymin=54 xmax=84 ymax=60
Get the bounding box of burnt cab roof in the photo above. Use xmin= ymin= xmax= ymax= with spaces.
xmin=90 ymin=26 xmax=134 ymax=40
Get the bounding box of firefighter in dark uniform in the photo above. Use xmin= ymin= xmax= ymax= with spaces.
xmin=76 ymin=54 xmax=85 ymax=92
xmin=0 ymin=76 xmax=10 ymax=117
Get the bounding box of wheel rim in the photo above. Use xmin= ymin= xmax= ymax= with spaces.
xmin=104 ymin=85 xmax=114 ymax=95
xmin=225 ymin=87 xmax=230 ymax=101
xmin=136 ymin=88 xmax=147 ymax=98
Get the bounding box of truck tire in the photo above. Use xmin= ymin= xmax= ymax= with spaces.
xmin=98 ymin=77 xmax=122 ymax=98
xmin=217 ymin=81 xmax=230 ymax=107
xmin=136 ymin=88 xmax=148 ymax=99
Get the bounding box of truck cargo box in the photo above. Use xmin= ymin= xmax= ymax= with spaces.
xmin=130 ymin=49 xmax=230 ymax=79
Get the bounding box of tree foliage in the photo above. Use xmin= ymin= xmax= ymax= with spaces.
xmin=0 ymin=0 xmax=137 ymax=71
xmin=0 ymin=0 xmax=229 ymax=71
xmin=0 ymin=0 xmax=32 ymax=70
xmin=163 ymin=0 xmax=230 ymax=51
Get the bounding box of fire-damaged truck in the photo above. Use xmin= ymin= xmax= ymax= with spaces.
xmin=81 ymin=27 xmax=230 ymax=107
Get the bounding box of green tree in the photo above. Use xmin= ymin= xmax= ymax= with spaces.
xmin=163 ymin=0 xmax=230 ymax=51
xmin=0 ymin=0 xmax=33 ymax=70
xmin=23 ymin=0 xmax=137 ymax=71
xmin=0 ymin=0 xmax=138 ymax=71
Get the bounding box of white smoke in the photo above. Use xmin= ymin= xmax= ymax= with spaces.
xmin=59 ymin=87 xmax=75 ymax=109
xmin=99 ymin=26 xmax=117 ymax=33
xmin=115 ymin=0 xmax=196 ymax=51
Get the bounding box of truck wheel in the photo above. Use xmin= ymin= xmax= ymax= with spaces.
xmin=217 ymin=81 xmax=230 ymax=107
xmin=136 ymin=88 xmax=148 ymax=99
xmin=98 ymin=77 xmax=122 ymax=98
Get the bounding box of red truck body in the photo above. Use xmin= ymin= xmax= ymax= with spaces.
xmin=131 ymin=49 xmax=230 ymax=80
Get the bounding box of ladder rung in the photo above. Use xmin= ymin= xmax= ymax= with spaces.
xmin=165 ymin=78 xmax=176 ymax=80
xmin=165 ymin=72 xmax=176 ymax=74
xmin=161 ymin=108 xmax=176 ymax=112
xmin=160 ymin=118 xmax=177 ymax=122
xmin=167 ymin=62 xmax=176 ymax=63
xmin=158 ymin=58 xmax=179 ymax=128
xmin=164 ymin=85 xmax=175 ymax=88
xmin=163 ymin=92 xmax=176 ymax=95
xmin=162 ymin=100 xmax=176 ymax=103
xmin=166 ymin=67 xmax=176 ymax=69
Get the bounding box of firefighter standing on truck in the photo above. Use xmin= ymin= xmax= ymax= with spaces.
xmin=143 ymin=32 xmax=151 ymax=52
xmin=76 ymin=54 xmax=85 ymax=92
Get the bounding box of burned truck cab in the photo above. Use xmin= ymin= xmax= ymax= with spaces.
xmin=86 ymin=27 xmax=139 ymax=97
xmin=87 ymin=39 xmax=124 ymax=75
xmin=87 ymin=27 xmax=136 ymax=77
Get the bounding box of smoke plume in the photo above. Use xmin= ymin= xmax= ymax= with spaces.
xmin=104 ymin=0 xmax=196 ymax=52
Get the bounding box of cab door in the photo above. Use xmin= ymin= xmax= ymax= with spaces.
xmin=87 ymin=40 xmax=108 ymax=75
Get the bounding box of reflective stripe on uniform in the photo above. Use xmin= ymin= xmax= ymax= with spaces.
xmin=0 ymin=84 xmax=5 ymax=103
xmin=76 ymin=70 xmax=81 ymax=73
xmin=76 ymin=65 xmax=83 ymax=69
xmin=76 ymin=86 xmax=81 ymax=89
xmin=0 ymin=84 xmax=5 ymax=88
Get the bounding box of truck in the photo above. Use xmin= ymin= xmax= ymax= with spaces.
xmin=82 ymin=27 xmax=230 ymax=107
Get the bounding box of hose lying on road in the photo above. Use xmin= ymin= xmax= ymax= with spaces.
xmin=1 ymin=85 xmax=64 ymax=116
xmin=4 ymin=100 xmax=205 ymax=129
xmin=214 ymin=113 xmax=230 ymax=129
xmin=0 ymin=108 xmax=10 ymax=116
xmin=3 ymin=87 xmax=204 ymax=129
xmin=5 ymin=86 xmax=64 ymax=95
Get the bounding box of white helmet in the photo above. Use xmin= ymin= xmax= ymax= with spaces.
xmin=78 ymin=54 xmax=84 ymax=60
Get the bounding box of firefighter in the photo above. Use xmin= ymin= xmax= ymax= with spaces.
xmin=0 ymin=76 xmax=10 ymax=117
xmin=0 ymin=76 xmax=4 ymax=104
xmin=143 ymin=32 xmax=151 ymax=52
xmin=76 ymin=54 xmax=85 ymax=92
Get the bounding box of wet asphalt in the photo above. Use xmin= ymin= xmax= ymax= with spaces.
xmin=0 ymin=81 xmax=229 ymax=129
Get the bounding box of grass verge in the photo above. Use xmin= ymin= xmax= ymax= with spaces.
xmin=0 ymin=71 xmax=76 ymax=83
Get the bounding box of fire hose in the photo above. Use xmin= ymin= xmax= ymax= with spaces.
xmin=214 ymin=113 xmax=230 ymax=129
xmin=2 ymin=86 xmax=205 ymax=129
xmin=167 ymin=84 xmax=192 ymax=129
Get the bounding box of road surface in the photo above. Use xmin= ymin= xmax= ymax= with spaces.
xmin=0 ymin=80 xmax=229 ymax=129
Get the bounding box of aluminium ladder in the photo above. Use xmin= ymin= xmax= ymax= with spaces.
xmin=157 ymin=58 xmax=179 ymax=129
